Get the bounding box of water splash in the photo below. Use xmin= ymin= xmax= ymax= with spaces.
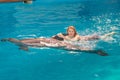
xmin=17 ymin=34 xmax=37 ymax=38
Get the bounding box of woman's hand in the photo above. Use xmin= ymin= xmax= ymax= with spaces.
xmin=57 ymin=33 xmax=65 ymax=38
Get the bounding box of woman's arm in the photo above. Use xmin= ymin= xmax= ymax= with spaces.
xmin=79 ymin=35 xmax=100 ymax=41
xmin=57 ymin=33 xmax=66 ymax=39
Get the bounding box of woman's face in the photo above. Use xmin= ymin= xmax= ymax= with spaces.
xmin=68 ymin=28 xmax=75 ymax=37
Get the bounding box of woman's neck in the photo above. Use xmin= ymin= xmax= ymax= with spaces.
xmin=68 ymin=35 xmax=74 ymax=39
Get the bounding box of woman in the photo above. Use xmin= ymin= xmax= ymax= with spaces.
xmin=56 ymin=26 xmax=116 ymax=41
xmin=56 ymin=26 xmax=79 ymax=41
xmin=56 ymin=26 xmax=100 ymax=42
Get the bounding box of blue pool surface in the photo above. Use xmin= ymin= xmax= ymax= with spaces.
xmin=0 ymin=0 xmax=120 ymax=80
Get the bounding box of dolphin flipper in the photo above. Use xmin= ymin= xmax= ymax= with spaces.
xmin=81 ymin=49 xmax=108 ymax=56
xmin=19 ymin=46 xmax=29 ymax=51
xmin=96 ymin=50 xmax=108 ymax=56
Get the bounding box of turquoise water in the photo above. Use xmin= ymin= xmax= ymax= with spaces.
xmin=0 ymin=0 xmax=120 ymax=80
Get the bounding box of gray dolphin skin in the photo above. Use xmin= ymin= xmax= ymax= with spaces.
xmin=1 ymin=38 xmax=108 ymax=56
xmin=0 ymin=0 xmax=34 ymax=4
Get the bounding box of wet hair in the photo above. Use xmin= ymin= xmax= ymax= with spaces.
xmin=23 ymin=0 xmax=32 ymax=4
xmin=67 ymin=26 xmax=77 ymax=37
xmin=52 ymin=33 xmax=67 ymax=41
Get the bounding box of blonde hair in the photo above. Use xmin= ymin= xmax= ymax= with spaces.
xmin=67 ymin=26 xmax=77 ymax=37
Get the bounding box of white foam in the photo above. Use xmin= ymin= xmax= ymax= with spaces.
xmin=32 ymin=47 xmax=50 ymax=50
xmin=111 ymin=26 xmax=119 ymax=31
xmin=17 ymin=34 xmax=37 ymax=38
xmin=69 ymin=51 xmax=79 ymax=54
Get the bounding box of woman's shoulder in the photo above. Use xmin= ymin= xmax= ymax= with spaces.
xmin=76 ymin=34 xmax=80 ymax=37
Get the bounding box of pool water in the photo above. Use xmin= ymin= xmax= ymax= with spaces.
xmin=0 ymin=0 xmax=120 ymax=80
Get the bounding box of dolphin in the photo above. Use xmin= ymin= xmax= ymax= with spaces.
xmin=1 ymin=38 xmax=108 ymax=56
